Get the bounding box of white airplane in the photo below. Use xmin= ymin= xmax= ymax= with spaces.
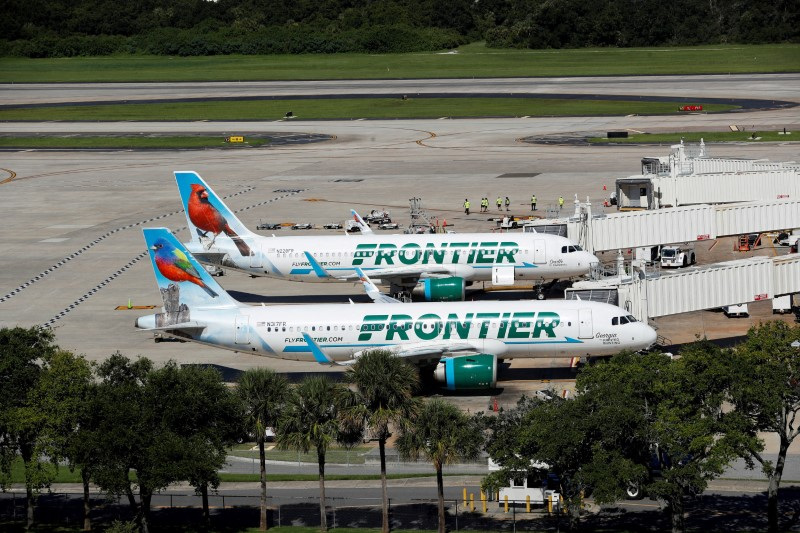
xmin=136 ymin=228 xmax=657 ymax=390
xmin=175 ymin=171 xmax=598 ymax=300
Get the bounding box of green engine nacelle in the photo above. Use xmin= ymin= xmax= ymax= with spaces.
xmin=412 ymin=277 xmax=465 ymax=302
xmin=434 ymin=353 xmax=497 ymax=390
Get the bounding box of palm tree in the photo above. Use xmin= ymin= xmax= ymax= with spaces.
xmin=345 ymin=350 xmax=420 ymax=533
xmin=397 ymin=398 xmax=485 ymax=533
xmin=276 ymin=376 xmax=360 ymax=531
xmin=238 ymin=368 xmax=290 ymax=531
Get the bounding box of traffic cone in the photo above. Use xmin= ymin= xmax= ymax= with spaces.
xmin=603 ymin=184 xmax=607 ymax=191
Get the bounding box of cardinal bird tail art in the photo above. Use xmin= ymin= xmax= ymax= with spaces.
xmin=143 ymin=227 xmax=239 ymax=310
xmin=175 ymin=171 xmax=254 ymax=257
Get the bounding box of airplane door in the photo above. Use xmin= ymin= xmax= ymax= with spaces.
xmin=578 ymin=309 xmax=593 ymax=339
xmin=235 ymin=315 xmax=250 ymax=344
xmin=250 ymin=243 xmax=262 ymax=268
xmin=533 ymin=240 xmax=546 ymax=264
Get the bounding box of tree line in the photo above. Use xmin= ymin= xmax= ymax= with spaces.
xmin=1 ymin=0 xmax=797 ymax=57
xmin=1 ymin=322 xmax=799 ymax=533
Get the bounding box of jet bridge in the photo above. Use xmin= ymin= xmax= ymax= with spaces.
xmin=640 ymin=139 xmax=799 ymax=178
xmin=619 ymin=140 xmax=800 ymax=209
xmin=566 ymin=254 xmax=800 ymax=322
xmin=524 ymin=198 xmax=800 ymax=255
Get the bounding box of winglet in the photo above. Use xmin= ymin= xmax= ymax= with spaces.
xmin=356 ymin=268 xmax=401 ymax=304
xmin=301 ymin=333 xmax=338 ymax=365
xmin=350 ymin=209 xmax=374 ymax=235
xmin=303 ymin=252 xmax=331 ymax=279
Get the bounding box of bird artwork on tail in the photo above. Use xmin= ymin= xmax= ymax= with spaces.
xmin=151 ymin=237 xmax=218 ymax=298
xmin=187 ymin=183 xmax=252 ymax=257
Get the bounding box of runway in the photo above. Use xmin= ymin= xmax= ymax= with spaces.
xmin=4 ymin=73 xmax=800 ymax=105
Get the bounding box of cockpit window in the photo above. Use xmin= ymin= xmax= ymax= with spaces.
xmin=574 ymin=245 xmax=582 ymax=251
xmin=561 ymin=246 xmax=580 ymax=253
xmin=612 ymin=317 xmax=618 ymax=326
xmin=620 ymin=316 xmax=629 ymax=324
xmin=626 ymin=315 xmax=637 ymax=322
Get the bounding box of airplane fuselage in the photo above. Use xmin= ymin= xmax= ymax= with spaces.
xmin=137 ymin=299 xmax=657 ymax=362
xmin=186 ymin=232 xmax=597 ymax=283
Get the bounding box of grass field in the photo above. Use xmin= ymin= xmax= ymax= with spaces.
xmin=0 ymin=97 xmax=738 ymax=122
xmin=1 ymin=42 xmax=798 ymax=83
xmin=589 ymin=130 xmax=796 ymax=143
xmin=1 ymin=456 xmax=442 ymax=484
xmin=0 ymin=135 xmax=269 ymax=149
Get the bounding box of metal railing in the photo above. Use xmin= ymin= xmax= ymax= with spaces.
xmin=1 ymin=492 xmax=567 ymax=531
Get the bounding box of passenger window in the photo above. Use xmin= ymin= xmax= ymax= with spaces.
xmin=612 ymin=317 xmax=619 ymax=326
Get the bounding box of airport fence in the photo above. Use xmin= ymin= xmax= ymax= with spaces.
xmin=0 ymin=491 xmax=567 ymax=531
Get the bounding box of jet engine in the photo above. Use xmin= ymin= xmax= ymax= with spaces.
xmin=433 ymin=354 xmax=497 ymax=390
xmin=412 ymin=277 xmax=466 ymax=302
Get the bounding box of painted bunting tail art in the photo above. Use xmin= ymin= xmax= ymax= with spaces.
xmin=151 ymin=238 xmax=218 ymax=298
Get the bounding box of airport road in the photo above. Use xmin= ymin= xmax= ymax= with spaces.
xmin=3 ymin=73 xmax=800 ymax=105
xmin=0 ymin=77 xmax=799 ymax=410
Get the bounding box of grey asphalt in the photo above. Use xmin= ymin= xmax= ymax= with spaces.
xmin=3 ymin=73 xmax=800 ymax=105
xmin=0 ymin=75 xmax=798 ymax=456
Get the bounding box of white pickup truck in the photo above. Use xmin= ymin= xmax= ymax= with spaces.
xmin=489 ymin=459 xmax=560 ymax=506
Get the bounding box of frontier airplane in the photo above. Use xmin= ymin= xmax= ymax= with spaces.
xmin=175 ymin=171 xmax=599 ymax=301
xmin=136 ymin=228 xmax=657 ymax=390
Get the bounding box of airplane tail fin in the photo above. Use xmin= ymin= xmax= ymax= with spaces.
xmin=174 ymin=171 xmax=255 ymax=255
xmin=143 ymin=227 xmax=239 ymax=311
xmin=350 ymin=209 xmax=374 ymax=234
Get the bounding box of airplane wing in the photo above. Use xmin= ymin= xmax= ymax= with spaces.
xmin=390 ymin=341 xmax=481 ymax=361
xmin=304 ymin=251 xmax=452 ymax=283
xmin=302 ymin=333 xmax=483 ymax=367
xmin=355 ymin=268 xmax=401 ymax=304
xmin=361 ymin=265 xmax=452 ymax=279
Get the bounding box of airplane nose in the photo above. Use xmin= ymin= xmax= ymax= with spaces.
xmin=644 ymin=324 xmax=658 ymax=349
xmin=581 ymin=252 xmax=600 ymax=269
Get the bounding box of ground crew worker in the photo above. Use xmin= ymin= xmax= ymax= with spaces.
xmin=496 ymin=196 xmax=502 ymax=211
xmin=558 ymin=196 xmax=564 ymax=210
xmin=505 ymin=196 xmax=510 ymax=211
xmin=531 ymin=194 xmax=537 ymax=211
xmin=464 ymin=198 xmax=471 ymax=215
xmin=480 ymin=197 xmax=486 ymax=212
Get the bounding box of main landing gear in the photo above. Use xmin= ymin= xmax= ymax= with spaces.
xmin=534 ymin=279 xmax=559 ymax=300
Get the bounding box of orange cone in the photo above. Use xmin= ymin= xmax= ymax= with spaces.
xmin=603 ymin=184 xmax=607 ymax=191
